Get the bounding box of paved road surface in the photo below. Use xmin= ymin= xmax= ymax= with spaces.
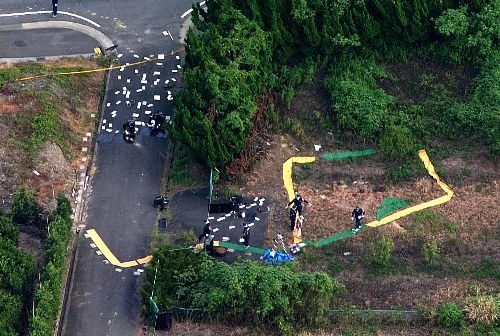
xmin=0 ymin=28 xmax=95 ymax=58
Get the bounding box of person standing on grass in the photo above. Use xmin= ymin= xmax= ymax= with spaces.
xmin=286 ymin=191 xmax=310 ymax=216
xmin=52 ymin=0 xmax=58 ymax=17
xmin=351 ymin=205 xmax=365 ymax=233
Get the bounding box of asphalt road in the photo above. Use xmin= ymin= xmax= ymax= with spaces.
xmin=0 ymin=28 xmax=95 ymax=58
xmin=1 ymin=0 xmax=195 ymax=335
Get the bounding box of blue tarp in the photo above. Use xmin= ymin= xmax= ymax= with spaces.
xmin=263 ymin=249 xmax=294 ymax=266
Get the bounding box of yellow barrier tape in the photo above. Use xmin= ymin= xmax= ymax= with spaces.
xmin=283 ymin=156 xmax=316 ymax=201
xmin=282 ymin=149 xmax=454 ymax=241
xmin=86 ymin=229 xmax=136 ymax=267
xmin=15 ymin=47 xmax=185 ymax=82
xmin=366 ymin=149 xmax=453 ymax=227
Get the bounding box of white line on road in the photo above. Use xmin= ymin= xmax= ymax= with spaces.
xmin=0 ymin=10 xmax=101 ymax=27
xmin=180 ymin=1 xmax=207 ymax=18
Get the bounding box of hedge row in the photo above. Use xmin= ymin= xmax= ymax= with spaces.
xmin=29 ymin=195 xmax=73 ymax=336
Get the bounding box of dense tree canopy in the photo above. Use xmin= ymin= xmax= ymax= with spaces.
xmin=172 ymin=0 xmax=499 ymax=171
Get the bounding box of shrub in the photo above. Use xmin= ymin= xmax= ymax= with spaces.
xmin=437 ymin=303 xmax=464 ymax=328
xmin=12 ymin=187 xmax=40 ymax=225
xmin=325 ymin=57 xmax=393 ymax=139
xmin=379 ymin=124 xmax=417 ymax=161
xmin=0 ymin=215 xmax=19 ymax=246
xmin=465 ymin=296 xmax=499 ymax=326
xmin=368 ymin=235 xmax=394 ymax=271
xmin=422 ymin=239 xmax=439 ymax=264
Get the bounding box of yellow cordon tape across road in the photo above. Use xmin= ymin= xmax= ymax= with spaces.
xmin=282 ymin=149 xmax=453 ymax=231
xmin=86 ymin=229 xmax=152 ymax=268
xmin=15 ymin=48 xmax=185 ymax=82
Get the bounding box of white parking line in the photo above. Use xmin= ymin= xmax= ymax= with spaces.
xmin=0 ymin=10 xmax=101 ymax=27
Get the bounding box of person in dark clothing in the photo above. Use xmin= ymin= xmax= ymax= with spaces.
xmin=198 ymin=221 xmax=212 ymax=242
xmin=153 ymin=195 xmax=169 ymax=210
xmin=52 ymin=0 xmax=58 ymax=17
xmin=241 ymin=223 xmax=250 ymax=249
xmin=286 ymin=191 xmax=310 ymax=216
xmin=351 ymin=206 xmax=365 ymax=232
xmin=289 ymin=206 xmax=297 ymax=231
xmin=204 ymin=234 xmax=215 ymax=255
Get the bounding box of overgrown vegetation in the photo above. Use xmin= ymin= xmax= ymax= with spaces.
xmin=172 ymin=0 xmax=499 ymax=177
xmin=143 ymin=244 xmax=344 ymax=335
xmin=30 ymin=195 xmax=73 ymax=336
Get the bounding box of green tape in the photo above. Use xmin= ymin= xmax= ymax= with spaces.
xmin=219 ymin=241 xmax=267 ymax=255
xmin=321 ymin=149 xmax=376 ymax=160
xmin=376 ymin=197 xmax=410 ymax=220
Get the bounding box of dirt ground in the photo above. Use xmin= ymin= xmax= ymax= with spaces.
xmin=0 ymin=59 xmax=104 ymax=264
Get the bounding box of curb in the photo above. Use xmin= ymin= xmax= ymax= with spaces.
xmin=0 ymin=21 xmax=114 ymax=63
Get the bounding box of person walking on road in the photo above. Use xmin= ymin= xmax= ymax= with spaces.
xmin=241 ymin=223 xmax=251 ymax=249
xmin=52 ymin=0 xmax=58 ymax=17
xmin=351 ymin=205 xmax=365 ymax=233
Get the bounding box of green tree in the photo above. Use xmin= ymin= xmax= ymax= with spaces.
xmin=171 ymin=7 xmax=273 ymax=168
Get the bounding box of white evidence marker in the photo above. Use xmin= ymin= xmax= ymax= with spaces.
xmin=229 ymin=225 xmax=235 ymax=229
xmin=101 ymin=126 xmax=105 ymax=130
xmin=133 ymin=54 xmax=139 ymax=58
xmin=147 ymin=104 xmax=153 ymax=107
xmin=145 ymin=111 xmax=152 ymax=115
xmin=135 ymin=69 xmax=139 ymax=74
xmin=158 ymin=54 xmax=164 ymax=59
xmin=156 ymin=62 xmax=163 ymax=66
xmin=108 ymin=123 xmax=113 ymax=128
xmin=222 ymin=237 xmax=230 ymax=241
xmin=127 ymin=79 xmax=131 ymax=83
xmin=106 ymin=103 xmax=111 ymax=107
xmin=154 ymin=95 xmax=160 ymax=101
xmin=144 ymin=57 xmax=150 ymax=61
xmin=132 ymin=113 xmax=139 ymax=118
xmin=171 ymin=78 xmax=176 ymax=81
xmin=120 ymin=67 xmax=125 ymax=72
xmin=102 ymin=119 xmax=107 ymax=124
xmin=115 ymin=91 xmax=120 ymax=94
xmin=177 ymin=65 xmax=181 ymax=69
xmin=162 ymin=31 xmax=168 ymax=36
xmin=176 ymin=55 xmax=180 ymax=60
xmin=167 ymin=96 xmax=173 ymax=101
xmin=217 ymin=217 xmax=225 ymax=222
xmin=106 ymin=129 xmax=113 ymax=133
xmin=172 ymin=69 xmax=178 ymax=73
xmin=117 ymin=75 xmax=121 ymax=80
xmin=136 ymin=88 xmax=143 ymax=93
xmin=154 ymin=71 xmax=161 ymax=76
xmin=212 ymin=228 xmax=219 ymax=232
xmin=117 ymin=54 xmax=123 ymax=58
xmin=116 ymin=101 xmax=121 ymax=105
xmin=142 ymin=100 xmax=147 ymax=105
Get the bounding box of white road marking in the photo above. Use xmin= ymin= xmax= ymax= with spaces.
xmin=0 ymin=10 xmax=101 ymax=27
xmin=181 ymin=1 xmax=207 ymax=18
